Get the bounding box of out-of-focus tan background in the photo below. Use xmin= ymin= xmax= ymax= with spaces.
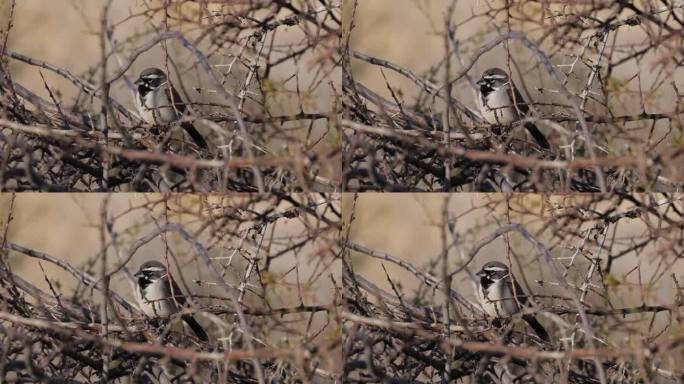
xmin=0 ymin=193 xmax=339 ymax=321
xmin=348 ymin=0 xmax=682 ymax=136
xmin=0 ymin=193 xmax=341 ymax=373
xmin=346 ymin=193 xmax=682 ymax=317
xmin=2 ymin=0 xmax=336 ymax=110
xmin=0 ymin=0 xmax=339 ymax=161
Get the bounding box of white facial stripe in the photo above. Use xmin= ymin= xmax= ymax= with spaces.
xmin=144 ymin=266 xmax=166 ymax=273
xmin=484 ymin=75 xmax=507 ymax=81
xmin=143 ymin=74 xmax=164 ymax=80
xmin=485 ymin=266 xmax=508 ymax=272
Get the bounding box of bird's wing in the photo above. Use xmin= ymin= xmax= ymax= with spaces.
xmin=509 ymin=277 xmax=529 ymax=306
xmin=165 ymin=84 xmax=208 ymax=148
xmin=165 ymin=83 xmax=187 ymax=115
xmin=507 ymin=82 xmax=551 ymax=148
xmin=507 ymin=83 xmax=530 ymax=115
xmin=167 ymin=278 xmax=188 ymax=307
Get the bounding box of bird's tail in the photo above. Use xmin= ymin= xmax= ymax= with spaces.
xmin=523 ymin=314 xmax=549 ymax=341
xmin=524 ymin=122 xmax=550 ymax=149
xmin=181 ymin=122 xmax=208 ymax=149
xmin=181 ymin=314 xmax=209 ymax=341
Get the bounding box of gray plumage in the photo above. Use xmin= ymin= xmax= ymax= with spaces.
xmin=476 ymin=68 xmax=550 ymax=149
xmin=135 ymin=260 xmax=208 ymax=341
xmin=476 ymin=261 xmax=549 ymax=341
xmin=135 ymin=68 xmax=208 ymax=149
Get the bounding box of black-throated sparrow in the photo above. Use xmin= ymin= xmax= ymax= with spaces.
xmin=476 ymin=68 xmax=550 ymax=149
xmin=135 ymin=260 xmax=209 ymax=341
xmin=476 ymin=261 xmax=549 ymax=341
xmin=135 ymin=67 xmax=208 ymax=149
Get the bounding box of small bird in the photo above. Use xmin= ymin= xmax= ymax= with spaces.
xmin=134 ymin=260 xmax=208 ymax=341
xmin=476 ymin=67 xmax=550 ymax=149
xmin=476 ymin=261 xmax=549 ymax=341
xmin=135 ymin=67 xmax=208 ymax=149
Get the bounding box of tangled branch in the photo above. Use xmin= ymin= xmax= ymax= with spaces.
xmin=0 ymin=0 xmax=341 ymax=191
xmin=0 ymin=193 xmax=342 ymax=382
xmin=342 ymin=0 xmax=684 ymax=192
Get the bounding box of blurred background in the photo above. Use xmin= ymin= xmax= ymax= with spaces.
xmin=0 ymin=0 xmax=341 ymax=187
xmin=347 ymin=0 xmax=683 ymax=152
xmin=345 ymin=193 xmax=684 ymax=338
xmin=3 ymin=0 xmax=339 ymax=112
xmin=0 ymin=192 xmax=341 ymax=371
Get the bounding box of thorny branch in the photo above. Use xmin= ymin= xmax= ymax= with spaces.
xmin=343 ymin=193 xmax=684 ymax=383
xmin=0 ymin=0 xmax=341 ymax=192
xmin=343 ymin=0 xmax=684 ymax=192
xmin=0 ymin=193 xmax=342 ymax=382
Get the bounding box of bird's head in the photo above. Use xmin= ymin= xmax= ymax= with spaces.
xmin=135 ymin=67 xmax=167 ymax=91
xmin=476 ymin=67 xmax=510 ymax=91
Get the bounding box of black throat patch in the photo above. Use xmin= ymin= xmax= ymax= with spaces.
xmin=480 ymin=82 xmax=494 ymax=98
xmin=137 ymin=83 xmax=153 ymax=98
xmin=138 ymin=275 xmax=153 ymax=290
xmin=480 ymin=275 xmax=494 ymax=290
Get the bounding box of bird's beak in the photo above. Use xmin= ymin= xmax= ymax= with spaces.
xmin=476 ymin=78 xmax=485 ymax=86
xmin=134 ymin=78 xmax=143 ymax=86
xmin=134 ymin=270 xmax=143 ymax=278
xmin=476 ymin=270 xmax=485 ymax=277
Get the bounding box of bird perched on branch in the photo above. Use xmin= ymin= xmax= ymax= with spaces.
xmin=476 ymin=261 xmax=549 ymax=341
xmin=134 ymin=260 xmax=208 ymax=341
xmin=135 ymin=67 xmax=208 ymax=149
xmin=476 ymin=67 xmax=550 ymax=149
